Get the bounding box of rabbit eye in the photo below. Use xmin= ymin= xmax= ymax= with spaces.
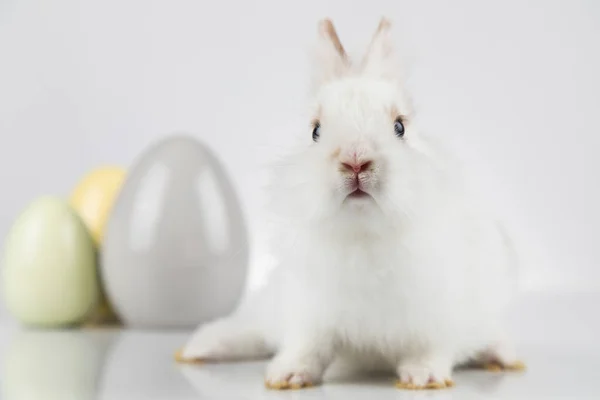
xmin=394 ymin=117 xmax=405 ymax=138
xmin=312 ymin=121 xmax=321 ymax=142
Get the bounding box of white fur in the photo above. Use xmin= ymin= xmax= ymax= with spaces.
xmin=183 ymin=19 xmax=520 ymax=388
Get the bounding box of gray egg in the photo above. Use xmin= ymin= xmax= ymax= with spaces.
xmin=101 ymin=134 xmax=249 ymax=329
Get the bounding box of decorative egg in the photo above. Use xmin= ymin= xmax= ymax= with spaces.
xmin=69 ymin=166 xmax=126 ymax=325
xmin=69 ymin=166 xmax=126 ymax=247
xmin=102 ymin=134 xmax=249 ymax=328
xmin=1 ymin=196 xmax=99 ymax=327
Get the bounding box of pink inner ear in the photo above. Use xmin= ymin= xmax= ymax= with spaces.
xmin=318 ymin=19 xmax=347 ymax=61
xmin=310 ymin=19 xmax=352 ymax=92
xmin=375 ymin=17 xmax=392 ymax=34
xmin=357 ymin=18 xmax=402 ymax=82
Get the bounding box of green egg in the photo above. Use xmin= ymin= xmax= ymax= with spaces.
xmin=2 ymin=196 xmax=99 ymax=327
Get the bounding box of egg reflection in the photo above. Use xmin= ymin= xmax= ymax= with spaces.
xmin=0 ymin=330 xmax=115 ymax=400
xmin=102 ymin=134 xmax=249 ymax=328
xmin=99 ymin=331 xmax=197 ymax=399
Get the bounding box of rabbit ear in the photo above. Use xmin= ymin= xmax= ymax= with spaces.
xmin=360 ymin=18 xmax=399 ymax=80
xmin=310 ymin=19 xmax=350 ymax=92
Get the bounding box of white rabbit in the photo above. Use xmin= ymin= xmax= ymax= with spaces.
xmin=180 ymin=18 xmax=524 ymax=390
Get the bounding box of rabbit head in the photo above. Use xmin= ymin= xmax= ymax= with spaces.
xmin=269 ymin=18 xmax=447 ymax=230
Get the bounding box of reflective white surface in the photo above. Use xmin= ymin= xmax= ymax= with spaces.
xmin=0 ymin=293 xmax=598 ymax=400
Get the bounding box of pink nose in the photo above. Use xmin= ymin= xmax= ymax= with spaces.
xmin=341 ymin=160 xmax=372 ymax=174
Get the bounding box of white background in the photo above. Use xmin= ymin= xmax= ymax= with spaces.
xmin=0 ymin=0 xmax=599 ymax=321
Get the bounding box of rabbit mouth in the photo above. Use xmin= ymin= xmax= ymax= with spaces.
xmin=347 ymin=188 xmax=371 ymax=199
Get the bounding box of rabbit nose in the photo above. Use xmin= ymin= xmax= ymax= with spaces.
xmin=341 ymin=160 xmax=372 ymax=174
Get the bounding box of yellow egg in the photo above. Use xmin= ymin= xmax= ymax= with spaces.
xmin=1 ymin=196 xmax=99 ymax=327
xmin=69 ymin=166 xmax=126 ymax=247
xmin=69 ymin=166 xmax=126 ymax=325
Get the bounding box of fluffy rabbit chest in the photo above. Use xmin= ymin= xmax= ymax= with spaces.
xmin=281 ymin=230 xmax=465 ymax=352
